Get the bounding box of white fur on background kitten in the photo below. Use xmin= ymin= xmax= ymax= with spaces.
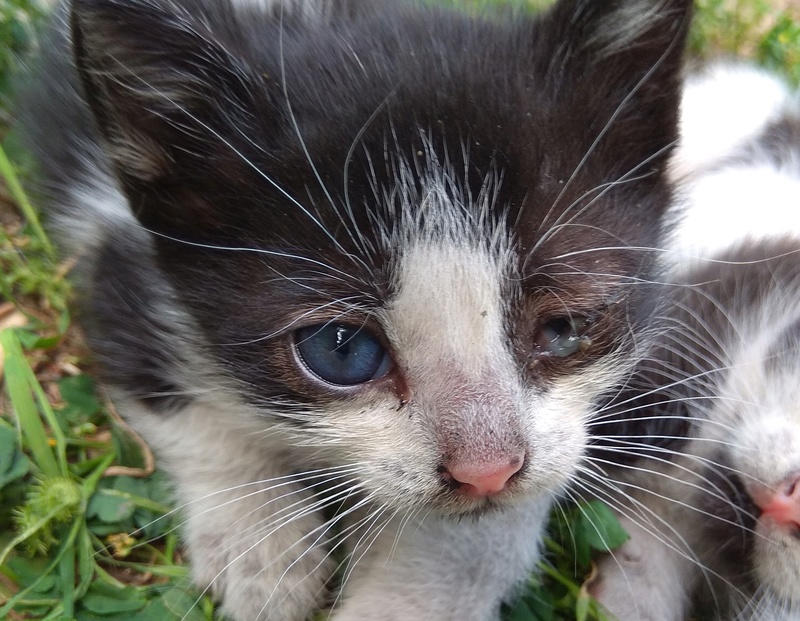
xmin=19 ymin=0 xmax=691 ymax=619
xmin=593 ymin=65 xmax=800 ymax=621
xmin=668 ymin=65 xmax=800 ymax=267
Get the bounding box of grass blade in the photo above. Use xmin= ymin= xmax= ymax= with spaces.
xmin=1 ymin=328 xmax=60 ymax=477
xmin=0 ymin=142 xmax=53 ymax=257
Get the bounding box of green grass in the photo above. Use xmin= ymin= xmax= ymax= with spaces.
xmin=1 ymin=1 xmax=799 ymax=620
xmin=690 ymin=0 xmax=800 ymax=85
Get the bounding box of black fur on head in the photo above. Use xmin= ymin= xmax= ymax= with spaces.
xmin=29 ymin=0 xmax=692 ymax=412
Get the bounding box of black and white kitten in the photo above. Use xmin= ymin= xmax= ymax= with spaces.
xmin=591 ymin=65 xmax=800 ymax=621
xmin=20 ymin=0 xmax=691 ymax=618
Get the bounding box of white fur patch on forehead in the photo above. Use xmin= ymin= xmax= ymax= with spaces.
xmin=385 ymin=240 xmax=512 ymax=379
xmin=387 ymin=242 xmax=507 ymax=371
xmin=377 ymin=148 xmax=516 ymax=373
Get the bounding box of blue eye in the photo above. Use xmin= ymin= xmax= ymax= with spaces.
xmin=295 ymin=324 xmax=392 ymax=386
xmin=535 ymin=317 xmax=590 ymax=358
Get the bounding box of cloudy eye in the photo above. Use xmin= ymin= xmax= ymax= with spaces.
xmin=295 ymin=324 xmax=392 ymax=386
xmin=534 ymin=317 xmax=590 ymax=358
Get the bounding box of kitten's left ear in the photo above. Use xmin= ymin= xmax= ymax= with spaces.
xmin=70 ymin=0 xmax=276 ymax=234
xmin=538 ymin=0 xmax=693 ymax=172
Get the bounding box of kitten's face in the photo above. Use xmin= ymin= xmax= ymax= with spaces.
xmin=713 ymin=351 xmax=800 ymax=605
xmin=276 ymin=195 xmax=627 ymax=514
xmin=685 ymin=282 xmax=800 ymax=612
xmin=70 ymin=0 xmax=690 ymax=515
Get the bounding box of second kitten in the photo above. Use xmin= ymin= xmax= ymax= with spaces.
xmin=590 ymin=65 xmax=800 ymax=621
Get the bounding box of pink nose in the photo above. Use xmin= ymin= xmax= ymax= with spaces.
xmin=752 ymin=472 xmax=800 ymax=529
xmin=444 ymin=455 xmax=524 ymax=497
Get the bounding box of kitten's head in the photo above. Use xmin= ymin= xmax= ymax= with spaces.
xmin=695 ymin=352 xmax=800 ymax=617
xmin=702 ymin=310 xmax=800 ymax=610
xmin=640 ymin=244 xmax=800 ymax=613
xmin=69 ymin=0 xmax=691 ymax=514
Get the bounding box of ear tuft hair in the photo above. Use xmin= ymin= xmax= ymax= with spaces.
xmin=71 ymin=0 xmax=262 ymax=182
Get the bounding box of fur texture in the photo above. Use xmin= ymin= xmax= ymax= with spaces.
xmin=20 ymin=0 xmax=691 ymax=618
xmin=591 ymin=65 xmax=800 ymax=621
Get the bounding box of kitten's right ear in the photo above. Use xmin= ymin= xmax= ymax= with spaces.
xmin=70 ymin=0 xmax=275 ymax=233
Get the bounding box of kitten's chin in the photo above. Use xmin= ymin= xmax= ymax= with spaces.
xmin=435 ymin=489 xmax=539 ymax=520
xmin=450 ymin=499 xmax=510 ymax=520
xmin=753 ymin=522 xmax=800 ymax=601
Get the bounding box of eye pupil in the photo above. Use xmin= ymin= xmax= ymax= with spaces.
xmin=296 ymin=324 xmax=392 ymax=386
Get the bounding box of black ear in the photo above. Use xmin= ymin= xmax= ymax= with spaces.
xmin=543 ymin=0 xmax=693 ymax=93
xmin=70 ymin=0 xmax=275 ymax=234
xmin=537 ymin=0 xmax=692 ymax=174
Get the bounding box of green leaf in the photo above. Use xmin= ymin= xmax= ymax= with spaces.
xmin=75 ymin=613 xmax=108 ymax=621
xmin=110 ymin=424 xmax=147 ymax=469
xmin=110 ymin=475 xmax=147 ymax=497
xmin=0 ymin=425 xmax=30 ymax=488
xmin=81 ymin=592 xmax=146 ymax=615
xmin=504 ymin=598 xmax=536 ymax=621
xmin=58 ymin=375 xmax=102 ymax=423
xmin=75 ymin=525 xmax=95 ymax=600
xmin=504 ymin=586 xmax=557 ymax=621
xmin=57 ymin=308 xmax=71 ymax=335
xmin=5 ymin=554 xmax=57 ymax=593
xmin=14 ymin=328 xmax=60 ymax=351
xmin=0 ymin=425 xmax=18 ymax=473
xmin=1 ymin=450 xmax=31 ymax=489
xmin=524 ymin=591 xmax=556 ymax=621
xmin=576 ymin=501 xmax=630 ymax=552
xmin=576 ymin=592 xmax=590 ymax=621
xmin=86 ymin=489 xmax=136 ymax=524
xmin=138 ymin=587 xmax=208 ymax=621
xmin=568 ymin=518 xmax=592 ymax=568
xmin=16 ymin=328 xmax=42 ymax=350
xmin=79 ymin=581 xmax=147 ymax=616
